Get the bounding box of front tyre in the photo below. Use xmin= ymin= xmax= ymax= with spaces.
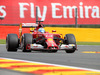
xmin=22 ymin=34 xmax=33 ymax=52
xmin=6 ymin=34 xmax=18 ymax=52
xmin=65 ymin=49 xmax=76 ymax=53
xmin=64 ymin=34 xmax=76 ymax=53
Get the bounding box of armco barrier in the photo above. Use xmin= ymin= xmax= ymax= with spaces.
xmin=0 ymin=26 xmax=100 ymax=42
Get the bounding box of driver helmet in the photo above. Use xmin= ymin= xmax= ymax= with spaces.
xmin=38 ymin=28 xmax=45 ymax=33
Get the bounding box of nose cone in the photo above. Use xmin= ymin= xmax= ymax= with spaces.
xmin=46 ymin=38 xmax=58 ymax=49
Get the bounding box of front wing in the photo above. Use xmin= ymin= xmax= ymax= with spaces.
xmin=26 ymin=44 xmax=76 ymax=51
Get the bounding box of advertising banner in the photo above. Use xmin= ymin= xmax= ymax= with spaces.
xmin=0 ymin=0 xmax=100 ymax=24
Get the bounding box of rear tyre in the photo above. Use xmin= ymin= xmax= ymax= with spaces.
xmin=22 ymin=34 xmax=33 ymax=52
xmin=6 ymin=34 xmax=18 ymax=52
xmin=64 ymin=34 xmax=76 ymax=53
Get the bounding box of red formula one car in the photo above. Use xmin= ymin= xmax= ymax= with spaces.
xmin=6 ymin=21 xmax=77 ymax=53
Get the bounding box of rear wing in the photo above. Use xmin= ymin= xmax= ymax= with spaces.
xmin=21 ymin=23 xmax=38 ymax=28
xmin=19 ymin=23 xmax=38 ymax=40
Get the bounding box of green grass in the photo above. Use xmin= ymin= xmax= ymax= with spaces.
xmin=0 ymin=39 xmax=100 ymax=45
xmin=77 ymin=42 xmax=100 ymax=45
xmin=0 ymin=39 xmax=6 ymax=44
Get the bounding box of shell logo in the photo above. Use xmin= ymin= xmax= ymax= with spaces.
xmin=48 ymin=38 xmax=53 ymax=41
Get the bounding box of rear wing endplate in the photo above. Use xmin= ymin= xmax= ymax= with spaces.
xmin=19 ymin=23 xmax=38 ymax=41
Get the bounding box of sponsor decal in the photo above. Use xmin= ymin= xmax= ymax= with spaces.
xmin=0 ymin=0 xmax=100 ymax=24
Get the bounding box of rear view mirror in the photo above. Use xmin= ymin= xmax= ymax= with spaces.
xmin=52 ymin=30 xmax=56 ymax=32
xmin=30 ymin=30 xmax=34 ymax=32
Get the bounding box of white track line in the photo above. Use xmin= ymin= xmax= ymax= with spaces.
xmin=0 ymin=57 xmax=100 ymax=72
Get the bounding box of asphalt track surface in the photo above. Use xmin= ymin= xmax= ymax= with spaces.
xmin=0 ymin=44 xmax=100 ymax=75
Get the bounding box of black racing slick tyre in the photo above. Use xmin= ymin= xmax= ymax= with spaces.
xmin=22 ymin=34 xmax=33 ymax=52
xmin=64 ymin=34 xmax=76 ymax=44
xmin=64 ymin=34 xmax=76 ymax=53
xmin=6 ymin=34 xmax=18 ymax=52
xmin=65 ymin=49 xmax=76 ymax=53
